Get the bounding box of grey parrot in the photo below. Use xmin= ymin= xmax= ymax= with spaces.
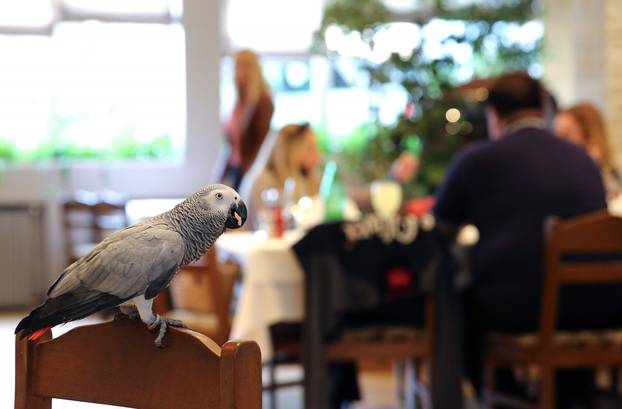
xmin=16 ymin=184 xmax=247 ymax=347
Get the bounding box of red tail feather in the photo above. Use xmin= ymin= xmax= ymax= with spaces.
xmin=27 ymin=327 xmax=50 ymax=341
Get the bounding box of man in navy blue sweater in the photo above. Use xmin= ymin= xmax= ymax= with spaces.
xmin=434 ymin=71 xmax=617 ymax=407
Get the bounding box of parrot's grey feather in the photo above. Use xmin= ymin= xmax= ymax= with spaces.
xmin=48 ymin=223 xmax=185 ymax=299
xmin=144 ymin=264 xmax=180 ymax=300
xmin=151 ymin=187 xmax=228 ymax=264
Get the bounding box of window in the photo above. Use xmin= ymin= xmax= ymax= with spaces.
xmin=0 ymin=0 xmax=185 ymax=162
xmin=223 ymin=0 xmax=323 ymax=53
xmin=221 ymin=0 xmax=370 ymax=150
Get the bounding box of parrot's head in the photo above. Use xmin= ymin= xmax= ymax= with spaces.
xmin=197 ymin=184 xmax=247 ymax=230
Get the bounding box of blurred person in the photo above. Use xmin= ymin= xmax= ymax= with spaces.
xmin=221 ymin=49 xmax=274 ymax=190
xmin=554 ymin=102 xmax=622 ymax=195
xmin=391 ymin=151 xmax=420 ymax=184
xmin=434 ymin=71 xmax=618 ymax=408
xmin=241 ymin=123 xmax=419 ymax=229
xmin=241 ymin=123 xmax=321 ymax=229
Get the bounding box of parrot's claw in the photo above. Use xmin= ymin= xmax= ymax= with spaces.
xmin=114 ymin=307 xmax=140 ymax=323
xmin=148 ymin=314 xmax=187 ymax=348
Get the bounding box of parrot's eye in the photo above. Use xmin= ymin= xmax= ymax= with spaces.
xmin=215 ymin=192 xmax=223 ymax=200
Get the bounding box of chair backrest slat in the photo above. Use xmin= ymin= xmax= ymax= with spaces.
xmin=539 ymin=212 xmax=622 ymax=345
xmin=557 ymin=263 xmax=622 ymax=283
xmin=15 ymin=320 xmax=261 ymax=409
xmin=554 ymin=214 xmax=622 ymax=254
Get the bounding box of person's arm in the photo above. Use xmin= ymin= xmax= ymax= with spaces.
xmin=433 ymin=149 xmax=473 ymax=238
xmin=390 ymin=152 xmax=419 ymax=184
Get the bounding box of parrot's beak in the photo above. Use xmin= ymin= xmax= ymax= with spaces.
xmin=226 ymin=200 xmax=247 ymax=229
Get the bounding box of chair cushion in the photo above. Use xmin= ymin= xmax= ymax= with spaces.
xmin=488 ymin=329 xmax=622 ymax=348
xmin=339 ymin=326 xmax=426 ymax=343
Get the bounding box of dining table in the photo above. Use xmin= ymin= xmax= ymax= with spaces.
xmin=215 ymin=229 xmax=306 ymax=362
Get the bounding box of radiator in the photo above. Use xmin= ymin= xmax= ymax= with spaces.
xmin=0 ymin=204 xmax=45 ymax=308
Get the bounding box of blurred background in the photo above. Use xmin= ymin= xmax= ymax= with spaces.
xmin=1 ymin=1 xmax=622 ymax=407
xmin=1 ymin=0 xmax=620 ymax=291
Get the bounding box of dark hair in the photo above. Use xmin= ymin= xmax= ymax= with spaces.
xmin=486 ymin=71 xmax=544 ymax=118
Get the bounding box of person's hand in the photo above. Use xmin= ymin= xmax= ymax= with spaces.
xmin=390 ymin=152 xmax=419 ymax=184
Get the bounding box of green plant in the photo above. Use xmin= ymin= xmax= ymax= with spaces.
xmin=0 ymin=102 xmax=179 ymax=162
xmin=317 ymin=0 xmax=541 ymax=196
xmin=0 ymin=138 xmax=18 ymax=161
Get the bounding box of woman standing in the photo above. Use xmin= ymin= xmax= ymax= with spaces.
xmin=222 ymin=49 xmax=274 ymax=190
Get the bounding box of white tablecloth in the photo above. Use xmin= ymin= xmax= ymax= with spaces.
xmin=216 ymin=231 xmax=305 ymax=361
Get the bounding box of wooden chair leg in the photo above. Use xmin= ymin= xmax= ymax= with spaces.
xmin=483 ymin=359 xmax=496 ymax=409
xmin=393 ymin=360 xmax=408 ymax=407
xmin=538 ymin=366 xmax=555 ymax=409
xmin=268 ymin=361 xmax=278 ymax=409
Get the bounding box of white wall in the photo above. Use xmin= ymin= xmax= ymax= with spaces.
xmin=542 ymin=0 xmax=621 ymax=167
xmin=0 ymin=0 xmax=223 ymax=293
xmin=542 ymin=0 xmax=606 ymax=109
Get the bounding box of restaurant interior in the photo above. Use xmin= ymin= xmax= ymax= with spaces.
xmin=2 ymin=0 xmax=622 ymax=408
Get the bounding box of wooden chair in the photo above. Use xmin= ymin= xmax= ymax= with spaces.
xmin=263 ymin=311 xmax=435 ymax=409
xmin=263 ymin=323 xmax=304 ymax=409
xmin=62 ymin=192 xmax=128 ymax=266
xmin=293 ymin=218 xmax=443 ymax=409
xmin=305 ymin=285 xmax=435 ymax=409
xmin=15 ymin=319 xmax=261 ymax=409
xmin=483 ymin=212 xmax=622 ymax=409
xmin=62 ymin=197 xmax=96 ymax=266
xmin=265 ymin=299 xmax=435 ymax=409
xmin=154 ymin=248 xmax=239 ymax=345
xmin=92 ymin=200 xmax=129 ymax=241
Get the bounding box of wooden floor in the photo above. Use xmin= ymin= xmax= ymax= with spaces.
xmin=0 ymin=312 xmax=399 ymax=409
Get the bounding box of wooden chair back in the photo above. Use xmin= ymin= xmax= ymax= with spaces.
xmin=173 ymin=248 xmax=234 ymax=344
xmin=62 ymin=199 xmax=95 ymax=265
xmin=15 ymin=319 xmax=261 ymax=409
xmin=92 ymin=200 xmax=129 ymax=242
xmin=62 ymin=194 xmax=128 ymax=266
xmin=296 ymin=217 xmax=440 ymax=409
xmin=539 ymin=211 xmax=622 ymax=346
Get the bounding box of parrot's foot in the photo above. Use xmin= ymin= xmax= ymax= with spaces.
xmin=147 ymin=314 xmax=187 ymax=348
xmin=114 ymin=306 xmax=140 ymax=322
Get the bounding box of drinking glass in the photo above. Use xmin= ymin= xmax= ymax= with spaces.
xmin=370 ymin=180 xmax=402 ymax=218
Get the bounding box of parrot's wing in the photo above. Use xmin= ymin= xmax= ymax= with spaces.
xmin=16 ymin=223 xmax=185 ymax=338
xmin=48 ymin=222 xmax=185 ymax=300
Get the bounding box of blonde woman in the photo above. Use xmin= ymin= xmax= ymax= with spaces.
xmin=243 ymin=123 xmax=321 ymax=229
xmin=222 ymin=49 xmax=274 ymax=189
xmin=554 ymin=103 xmax=622 ymax=195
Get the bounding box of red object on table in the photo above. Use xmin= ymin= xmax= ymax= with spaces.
xmin=273 ymin=207 xmax=284 ymax=237
xmin=404 ymin=196 xmax=436 ymax=217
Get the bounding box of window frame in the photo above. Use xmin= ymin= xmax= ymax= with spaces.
xmin=0 ymin=0 xmax=186 ymax=166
